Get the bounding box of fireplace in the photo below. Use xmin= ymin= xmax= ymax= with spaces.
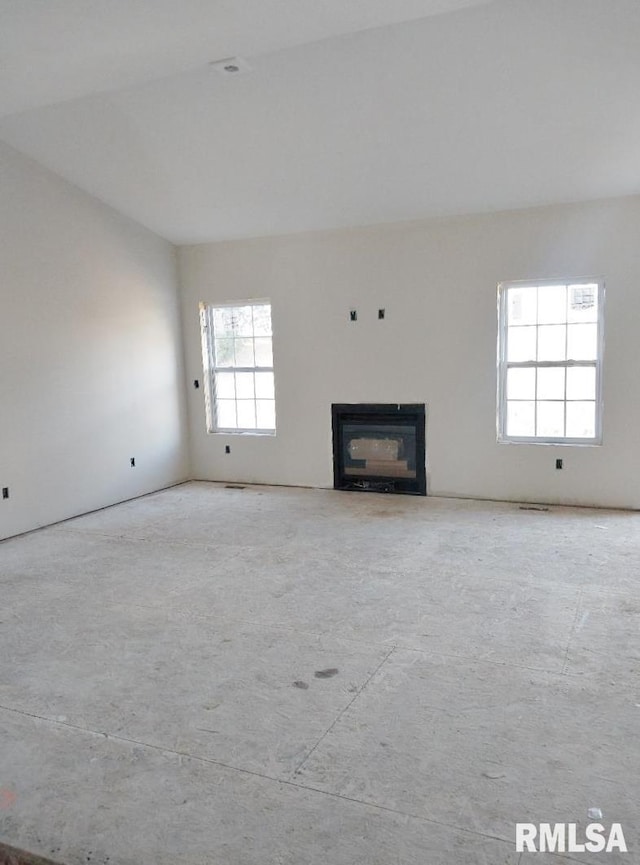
xmin=332 ymin=404 xmax=426 ymax=495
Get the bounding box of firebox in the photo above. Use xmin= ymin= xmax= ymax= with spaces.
xmin=332 ymin=404 xmax=426 ymax=495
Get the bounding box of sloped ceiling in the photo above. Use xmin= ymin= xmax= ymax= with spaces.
xmin=1 ymin=0 xmax=639 ymax=243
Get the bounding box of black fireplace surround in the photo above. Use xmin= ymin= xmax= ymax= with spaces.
xmin=332 ymin=403 xmax=426 ymax=496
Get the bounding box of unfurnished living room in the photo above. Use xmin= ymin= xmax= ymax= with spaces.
xmin=1 ymin=2 xmax=639 ymax=864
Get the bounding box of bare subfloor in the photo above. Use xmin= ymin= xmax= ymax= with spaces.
xmin=1 ymin=482 xmax=638 ymax=864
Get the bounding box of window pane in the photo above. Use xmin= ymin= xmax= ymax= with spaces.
xmin=537 ymin=285 xmax=567 ymax=324
xmin=214 ymin=338 xmax=235 ymax=367
xmin=253 ymin=305 xmax=272 ymax=336
xmin=568 ymin=284 xmax=598 ymax=323
xmin=255 ymin=371 xmax=275 ymax=399
xmin=254 ymin=337 xmax=273 ymax=367
xmin=566 ymin=402 xmax=596 ymax=438
xmin=256 ymin=399 xmax=276 ymax=430
xmin=537 ymin=401 xmax=564 ymax=438
xmin=507 ymin=367 xmax=535 ymax=400
xmin=235 ymin=372 xmax=255 ymax=399
xmin=236 ymin=400 xmax=257 ymax=429
xmin=203 ymin=301 xmax=276 ymax=436
xmin=232 ymin=306 xmax=254 ymax=336
xmin=499 ymin=282 xmax=601 ymax=444
xmin=506 ymin=401 xmax=535 ymax=437
xmin=538 ymin=325 xmax=566 ymax=361
xmin=216 ymin=399 xmax=237 ymax=429
xmin=566 ymin=366 xmax=596 ymax=401
xmin=507 ymin=326 xmax=536 ymax=362
xmin=234 ymin=337 xmax=255 ymax=366
xmin=215 ymin=371 xmax=235 ymax=399
xmin=567 ymin=323 xmax=597 ymax=360
xmin=507 ymin=287 xmax=537 ymax=325
xmin=213 ymin=307 xmax=237 ymax=337
xmin=537 ymin=367 xmax=565 ymax=400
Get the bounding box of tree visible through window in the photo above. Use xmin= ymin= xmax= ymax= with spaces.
xmin=497 ymin=279 xmax=603 ymax=443
xmin=200 ymin=300 xmax=276 ymax=433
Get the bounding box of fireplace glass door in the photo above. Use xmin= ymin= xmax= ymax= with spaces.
xmin=332 ymin=404 xmax=426 ymax=495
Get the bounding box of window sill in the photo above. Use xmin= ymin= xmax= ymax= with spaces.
xmin=498 ymin=437 xmax=602 ymax=447
xmin=208 ymin=429 xmax=276 ymax=437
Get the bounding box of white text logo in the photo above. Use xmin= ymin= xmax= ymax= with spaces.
xmin=515 ymin=823 xmax=627 ymax=853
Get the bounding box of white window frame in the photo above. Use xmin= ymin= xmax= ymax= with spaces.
xmin=200 ymin=299 xmax=276 ymax=435
xmin=497 ymin=278 xmax=604 ymax=445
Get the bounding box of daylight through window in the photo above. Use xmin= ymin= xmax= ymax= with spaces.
xmin=200 ymin=300 xmax=275 ymax=433
xmin=497 ymin=279 xmax=603 ymax=443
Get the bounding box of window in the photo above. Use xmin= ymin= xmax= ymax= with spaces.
xmin=200 ymin=300 xmax=276 ymax=433
xmin=497 ymin=279 xmax=603 ymax=444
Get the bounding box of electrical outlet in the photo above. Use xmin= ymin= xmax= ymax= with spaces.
xmin=556 ymin=458 xmax=563 ymax=470
xmin=130 ymin=457 xmax=136 ymax=467
xmin=350 ymin=309 xmax=357 ymax=321
xmin=225 ymin=445 xmax=231 ymax=454
xmin=2 ymin=487 xmax=8 ymax=500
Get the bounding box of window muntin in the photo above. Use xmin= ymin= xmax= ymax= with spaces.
xmin=498 ymin=279 xmax=603 ymax=444
xmin=200 ymin=301 xmax=276 ymax=434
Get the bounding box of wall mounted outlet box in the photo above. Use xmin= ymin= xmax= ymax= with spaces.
xmin=2 ymin=487 xmax=8 ymax=500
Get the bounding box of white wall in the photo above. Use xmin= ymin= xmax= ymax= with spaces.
xmin=0 ymin=141 xmax=189 ymax=540
xmin=179 ymin=194 xmax=640 ymax=510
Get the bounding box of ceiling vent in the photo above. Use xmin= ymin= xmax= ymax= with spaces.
xmin=209 ymin=57 xmax=252 ymax=77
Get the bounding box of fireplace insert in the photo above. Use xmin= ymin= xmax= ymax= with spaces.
xmin=332 ymin=403 xmax=426 ymax=495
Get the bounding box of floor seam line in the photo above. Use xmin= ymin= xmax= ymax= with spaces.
xmin=561 ymin=586 xmax=583 ymax=675
xmin=290 ymin=645 xmax=396 ymax=778
xmin=393 ymin=643 xmax=571 ymax=676
xmin=0 ymin=702 xmax=516 ymax=850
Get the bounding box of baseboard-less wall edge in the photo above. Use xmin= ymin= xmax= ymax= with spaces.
xmin=0 ymin=479 xmax=191 ymax=544
xmin=191 ymin=478 xmax=639 ymax=513
xmin=191 ymin=477 xmax=328 ymax=491
xmin=410 ymin=489 xmax=639 ymax=514
xmin=4 ymin=479 xmax=635 ymax=545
